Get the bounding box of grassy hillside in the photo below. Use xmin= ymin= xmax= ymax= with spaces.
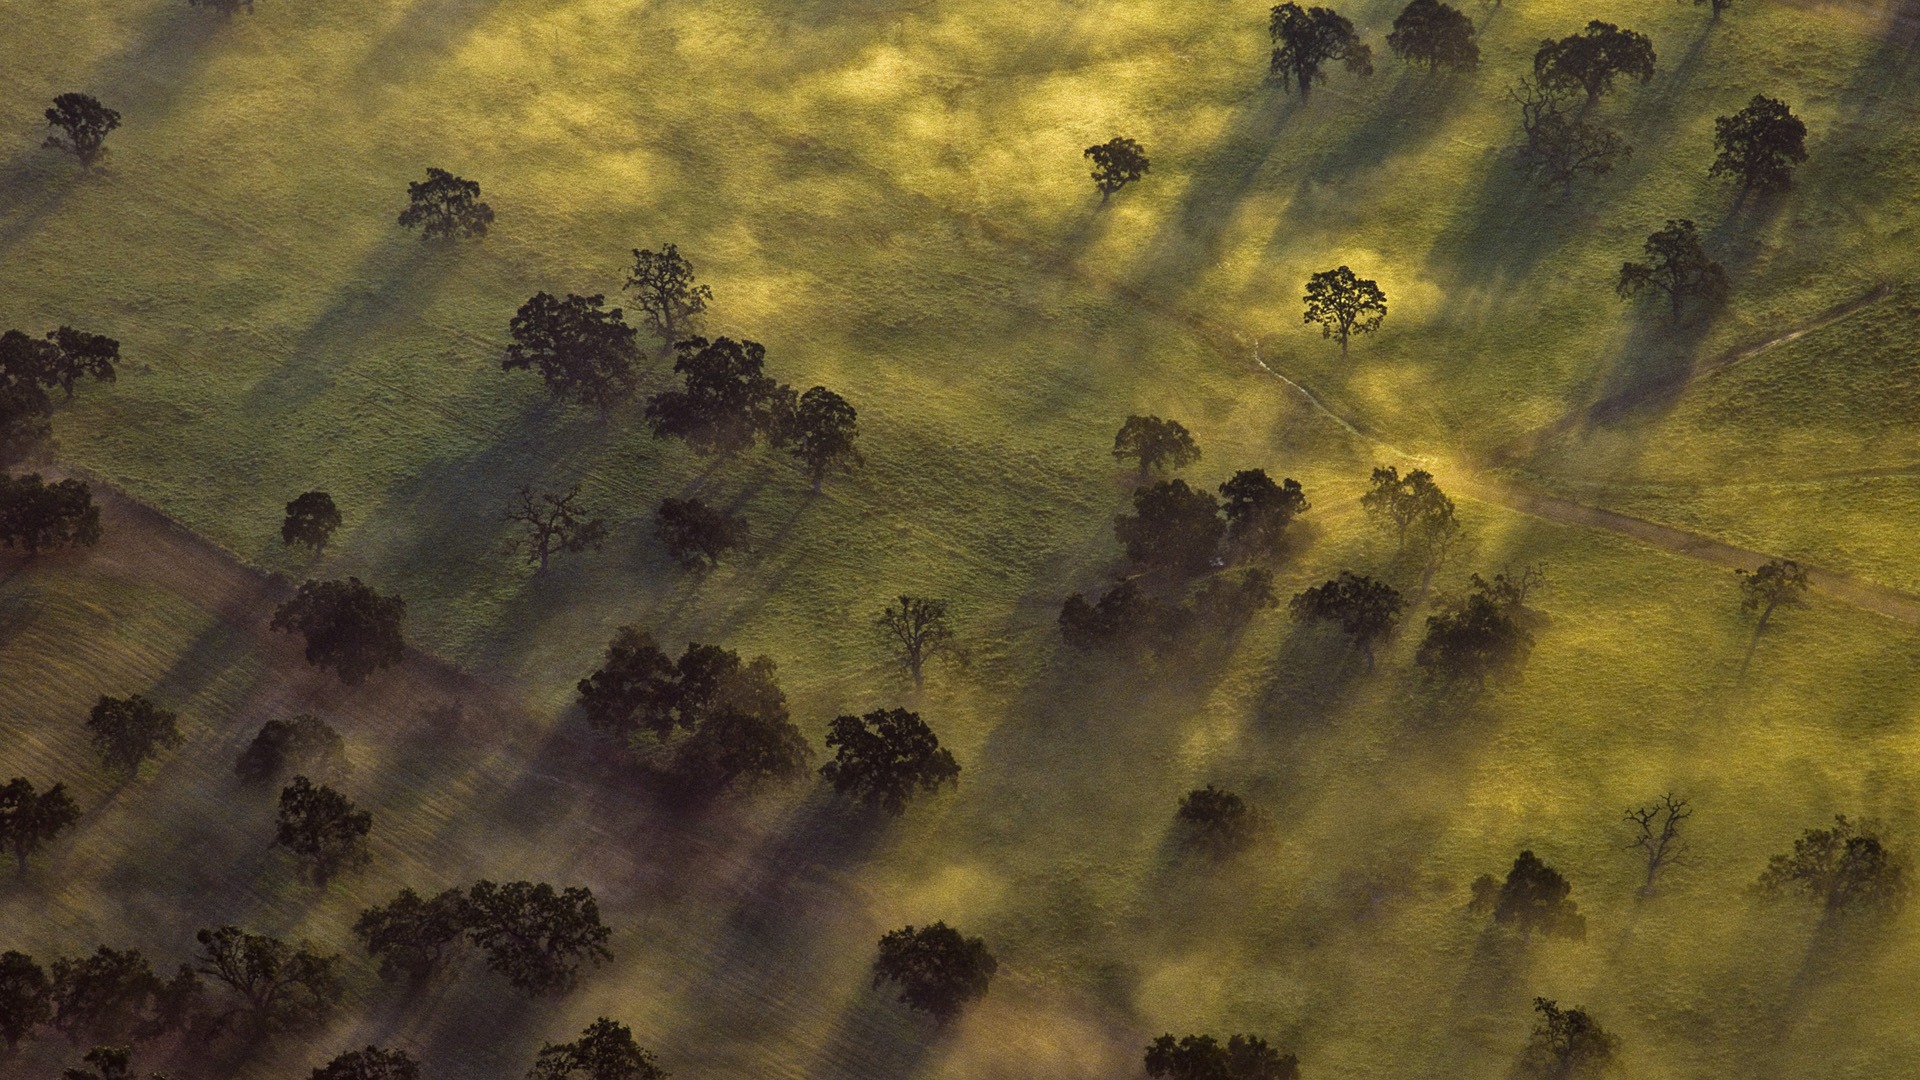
xmin=3 ymin=0 xmax=1920 ymax=1076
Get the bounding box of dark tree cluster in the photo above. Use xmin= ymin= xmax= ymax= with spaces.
xmin=193 ymin=925 xmax=341 ymax=1037
xmin=530 ymin=1017 xmax=667 ymax=1080
xmin=274 ymin=775 xmax=372 ymax=883
xmin=271 ymin=577 xmax=407 ymax=686
xmin=504 ymin=292 xmax=641 ymax=418
xmin=1533 ymin=21 xmax=1656 ymax=104
xmin=645 ymin=337 xmax=864 ymax=490
xmin=0 ymin=776 xmax=82 ymax=874
xmin=1359 ymin=465 xmax=1456 ymax=562
xmin=354 ymin=878 xmax=612 ymax=996
xmin=1269 ymin=3 xmax=1373 ymax=101
xmin=280 ymin=491 xmax=341 ymax=556
xmin=86 ymin=695 xmax=183 ymax=778
xmin=1175 ymin=785 xmax=1263 ymax=858
xmin=1113 ymin=415 xmax=1201 ymax=480
xmin=819 ymin=708 xmax=960 ymax=815
xmin=871 ymin=922 xmax=996 ymax=1023
xmin=310 ymin=1046 xmax=422 ymax=1080
xmin=653 ymin=496 xmax=749 ymax=570
xmin=1145 ymin=1032 xmax=1300 ymax=1080
xmin=1386 ymin=0 xmax=1477 ymax=74
xmin=0 ymin=473 xmax=102 ymax=555
xmin=1510 ymin=78 xmax=1630 ymax=197
xmin=1060 ymin=569 xmax=1277 ymax=655
xmin=575 ymin=627 xmax=812 ymax=792
xmin=626 ymin=243 xmax=712 ymax=349
xmin=1711 ymin=95 xmax=1807 ymax=194
xmin=234 ymin=714 xmax=344 ymax=784
xmin=1414 ymin=572 xmax=1536 ymax=691
xmin=1289 ymin=571 xmax=1402 ymax=670
xmin=1519 ymin=998 xmax=1618 ymax=1080
xmin=43 ymin=94 xmax=120 ymax=172
xmin=1469 ymin=850 xmax=1587 ymax=940
xmin=1616 ymin=219 xmax=1727 ymax=318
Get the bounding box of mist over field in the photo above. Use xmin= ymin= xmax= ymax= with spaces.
xmin=3 ymin=0 xmax=1920 ymax=1076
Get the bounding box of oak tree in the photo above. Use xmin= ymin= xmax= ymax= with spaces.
xmin=280 ymin=492 xmax=341 ymax=556
xmin=503 ymin=293 xmax=640 ymax=417
xmin=1756 ymin=815 xmax=1908 ymax=914
xmin=49 ymin=948 xmax=198 ymax=1046
xmin=194 ymin=926 xmax=341 ymax=1035
xmin=820 ymin=708 xmax=961 ymax=815
xmin=43 ymin=95 xmax=120 ymax=172
xmin=86 ymin=696 xmax=183 ymax=777
xmin=38 ymin=328 xmax=119 ymax=399
xmin=1616 ymin=219 xmax=1728 ymax=317
xmin=59 ymin=1044 xmax=169 ymax=1080
xmin=0 ymin=777 xmax=81 ymax=874
xmin=529 ymin=1017 xmax=667 ymax=1080
xmin=1269 ymin=4 xmax=1373 ymax=101
xmin=871 ymin=922 xmax=996 ymax=1023
xmin=1360 ymin=466 xmax=1455 ymax=553
xmin=0 ymin=473 xmax=103 ymax=555
xmin=626 ymin=244 xmax=713 ymax=348
xmin=1218 ymin=469 xmax=1308 ymax=558
xmin=1145 ymin=1033 xmax=1300 ymax=1080
xmin=1519 ymin=999 xmax=1618 ymax=1080
xmin=396 ymin=168 xmax=494 ymax=241
xmin=1710 ymin=95 xmax=1807 ymax=194
xmin=274 ymin=776 xmax=372 ymax=883
xmin=644 ymin=336 xmax=792 ymax=456
xmin=1113 ymin=416 xmax=1201 ymax=481
xmin=462 ymin=880 xmax=612 ymax=996
xmin=1085 ymin=137 xmax=1150 ymax=201
xmin=1533 ymin=21 xmax=1655 ymax=104
xmin=576 ymin=627 xmax=677 ymax=740
xmin=1289 ymin=571 xmax=1403 ymax=669
xmin=311 ymin=1046 xmax=421 ymax=1080
xmin=271 ymin=577 xmax=406 ymax=686
xmin=1415 ymin=576 xmax=1534 ymax=690
xmin=504 ymin=484 xmax=607 ymax=574
xmin=653 ymin=497 xmax=748 ymax=570
xmin=234 ymin=714 xmax=343 ymax=784
xmin=1176 ymin=786 xmax=1262 ymax=859
xmin=1302 ymin=266 xmax=1387 ymax=353
xmin=352 ymin=887 xmax=469 ymax=983
xmin=784 ymin=386 xmax=862 ymax=491
xmin=0 ymin=951 xmax=51 ymax=1049
xmin=1058 ymin=580 xmax=1186 ymax=653
xmin=1386 ymin=0 xmax=1478 ymax=73
xmin=876 ymin=595 xmax=959 ymax=688
xmin=1114 ymin=479 xmax=1225 ymax=574
xmin=1512 ymin=80 xmax=1629 ymax=196
xmin=1469 ymin=850 xmax=1586 ymax=939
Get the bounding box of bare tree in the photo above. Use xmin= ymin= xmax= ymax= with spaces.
xmin=876 ymin=596 xmax=960 ymax=688
xmin=1626 ymin=793 xmax=1690 ymax=896
xmin=503 ymin=485 xmax=607 ymax=574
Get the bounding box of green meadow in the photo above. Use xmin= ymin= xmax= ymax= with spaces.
xmin=3 ymin=0 xmax=1920 ymax=1074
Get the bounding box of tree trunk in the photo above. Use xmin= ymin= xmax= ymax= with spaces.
xmin=1298 ymin=70 xmax=1312 ymax=100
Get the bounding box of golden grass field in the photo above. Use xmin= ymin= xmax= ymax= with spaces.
xmin=3 ymin=0 xmax=1920 ymax=1074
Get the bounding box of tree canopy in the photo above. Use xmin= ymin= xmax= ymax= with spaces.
xmin=1415 ymin=575 xmax=1534 ymax=690
xmin=871 ymin=922 xmax=997 ymax=1023
xmin=1269 ymin=4 xmax=1373 ymax=101
xmin=0 ymin=473 xmax=102 ymax=555
xmin=1511 ymin=79 xmax=1630 ymax=197
xmin=1218 ymin=469 xmax=1308 ymax=558
xmin=1470 ymin=850 xmax=1586 ymax=939
xmin=234 ymin=714 xmax=343 ymax=784
xmin=353 ymin=886 xmax=469 ymax=983
xmin=1113 ymin=416 xmax=1201 ymax=480
xmin=270 ymin=577 xmax=406 ymax=686
xmin=280 ymin=491 xmax=341 ymax=555
xmin=1533 ymin=21 xmax=1655 ymax=103
xmin=644 ymin=336 xmax=793 ymax=457
xmin=85 ymin=696 xmax=183 ymax=777
xmin=1289 ymin=571 xmax=1403 ymax=669
xmin=529 ymin=1017 xmax=668 ymax=1080
xmin=1176 ymin=787 xmax=1262 ymax=859
xmin=783 ymin=386 xmax=862 ymax=490
xmin=1386 ymin=0 xmax=1477 ymax=73
xmin=43 ymin=94 xmax=120 ymax=171
xmin=1302 ymin=266 xmax=1387 ymax=353
xmin=1113 ymin=479 xmax=1225 ymax=574
xmin=1084 ymin=137 xmax=1150 ymax=200
xmin=0 ymin=777 xmax=81 ymax=873
xmin=0 ymin=951 xmax=50 ymax=1049
xmin=625 ymin=243 xmax=712 ymax=348
xmin=876 ymin=595 xmax=960 ymax=688
xmin=462 ymin=880 xmax=613 ymax=996
xmin=1359 ymin=466 xmax=1455 ymax=555
xmin=1756 ymin=815 xmax=1909 ymax=915
xmin=311 ymin=1046 xmax=422 ymax=1080
xmin=194 ymin=925 xmax=341 ymax=1036
xmin=1059 ymin=580 xmax=1186 ymax=654
xmin=1710 ymin=95 xmax=1808 ymax=194
xmin=820 ymin=708 xmax=961 ymax=815
xmin=1519 ymin=999 xmax=1619 ymax=1080
xmin=16 ymin=327 xmax=120 ymax=399
xmin=47 ymin=947 xmax=197 ymax=1046
xmin=1145 ymin=1033 xmax=1300 ymax=1080
xmin=504 ymin=484 xmax=607 ymax=573
xmin=274 ymin=776 xmax=372 ymax=883
xmin=1616 ymin=219 xmax=1728 ymax=318
xmin=503 ymin=293 xmax=640 ymax=417
xmin=654 ymin=497 xmax=750 ymax=571
xmin=396 ymin=168 xmax=494 ymax=241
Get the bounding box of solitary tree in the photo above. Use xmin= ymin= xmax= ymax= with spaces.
xmin=1533 ymin=21 xmax=1655 ymax=104
xmin=0 ymin=951 xmax=51 ymax=1049
xmin=1386 ymin=0 xmax=1478 ymax=73
xmin=1710 ymin=95 xmax=1808 ymax=195
xmin=1519 ymin=999 xmax=1618 ymax=1080
xmin=1288 ymin=572 xmax=1403 ymax=670
xmin=871 ymin=923 xmax=996 ymax=1023
xmin=39 ymin=328 xmax=119 ymax=399
xmin=645 ymin=336 xmax=792 ymax=457
xmin=311 ymin=1046 xmax=421 ymax=1080
xmin=1735 ymin=557 xmax=1808 ymax=671
xmin=43 ymin=94 xmax=120 ymax=172
xmin=1302 ymin=266 xmax=1387 ymax=354
xmin=1145 ymin=1033 xmax=1300 ymax=1080
xmin=0 ymin=474 xmax=103 ymax=555
xmin=1617 ymin=219 xmax=1728 ymax=318
xmin=1269 ymin=4 xmax=1373 ymax=101
xmin=1360 ymin=466 xmax=1455 ymax=553
xmin=234 ymin=714 xmax=344 ymax=784
xmin=1218 ymin=469 xmax=1308 ymax=558
xmin=653 ymin=497 xmax=749 ymax=571
xmin=194 ymin=926 xmax=341 ymax=1035
xmin=47 ymin=948 xmax=197 ymax=1047
xmin=504 ymin=484 xmax=607 ymax=574
xmin=1415 ymin=578 xmax=1534 ymax=691
xmin=462 ymin=880 xmax=613 ymax=996
xmin=1756 ymin=815 xmax=1909 ymax=915
xmin=1470 ymin=850 xmax=1586 ymax=939
xmin=503 ymin=293 xmax=640 ymax=417
xmin=876 ymin=596 xmax=959 ymax=688
xmin=784 ymin=386 xmax=862 ymax=491
xmin=275 ymin=776 xmax=372 ymax=883
xmin=1084 ymin=138 xmax=1150 ymax=201
xmin=1176 ymin=786 xmax=1262 ymax=858
xmin=1113 ymin=479 xmax=1225 ymax=574
xmin=0 ymin=777 xmax=81 ymax=874
xmin=530 ymin=1017 xmax=667 ymax=1080
xmin=270 ymin=577 xmax=406 ymax=686
xmin=352 ymin=887 xmax=469 ymax=983
xmin=1112 ymin=416 xmax=1201 ymax=481
xmin=625 ymin=244 xmax=712 ymax=349
xmin=396 ymin=168 xmax=493 ymax=240
xmin=1626 ymin=792 xmax=1690 ymax=896
xmin=85 ymin=696 xmax=182 ymax=778
xmin=280 ymin=492 xmax=341 ymax=556
xmin=1511 ymin=80 xmax=1630 ymax=197
xmin=820 ymin=708 xmax=961 ymax=815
